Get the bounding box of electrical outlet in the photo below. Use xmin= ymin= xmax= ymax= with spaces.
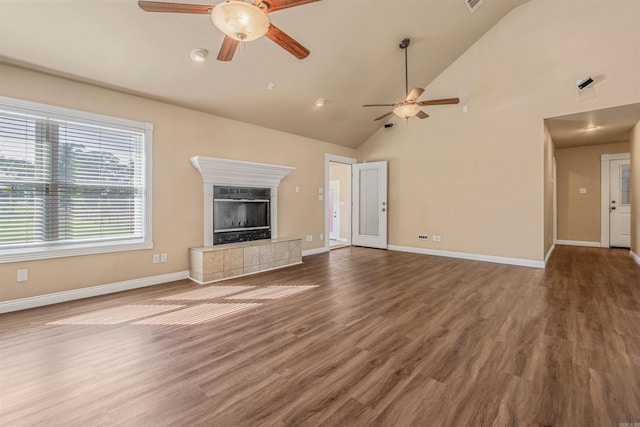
xmin=418 ymin=234 xmax=428 ymax=240
xmin=153 ymin=254 xmax=160 ymax=264
xmin=160 ymin=253 xmax=167 ymax=263
xmin=320 ymin=234 xmax=323 ymax=240
xmin=433 ymin=235 xmax=442 ymax=242
xmin=318 ymin=195 xmax=323 ymax=201
xmin=17 ymin=269 xmax=28 ymax=282
xmin=309 ymin=235 xmax=313 ymax=241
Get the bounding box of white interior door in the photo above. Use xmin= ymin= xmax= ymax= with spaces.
xmin=352 ymin=161 xmax=387 ymax=249
xmin=609 ymin=158 xmax=631 ymax=248
xmin=329 ymin=180 xmax=340 ymax=240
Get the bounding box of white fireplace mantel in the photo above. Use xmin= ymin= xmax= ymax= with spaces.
xmin=190 ymin=156 xmax=295 ymax=246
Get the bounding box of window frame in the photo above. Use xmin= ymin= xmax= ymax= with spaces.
xmin=0 ymin=96 xmax=153 ymax=263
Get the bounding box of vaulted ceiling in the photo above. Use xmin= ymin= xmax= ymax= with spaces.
xmin=0 ymin=0 xmax=530 ymax=148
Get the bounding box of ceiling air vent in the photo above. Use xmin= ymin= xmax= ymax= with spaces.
xmin=465 ymin=0 xmax=484 ymax=13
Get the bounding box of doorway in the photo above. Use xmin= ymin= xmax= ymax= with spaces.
xmin=325 ymin=154 xmax=355 ymax=250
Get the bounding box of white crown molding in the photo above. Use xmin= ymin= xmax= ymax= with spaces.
xmin=388 ymin=245 xmax=545 ymax=269
xmin=190 ymin=156 xmax=295 ymax=188
xmin=0 ymin=271 xmax=189 ymax=314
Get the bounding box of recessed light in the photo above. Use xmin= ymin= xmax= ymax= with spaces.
xmin=314 ymin=97 xmax=326 ymax=107
xmin=190 ymin=48 xmax=208 ymax=63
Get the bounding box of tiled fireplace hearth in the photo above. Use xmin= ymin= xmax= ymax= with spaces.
xmin=189 ymin=237 xmax=302 ymax=284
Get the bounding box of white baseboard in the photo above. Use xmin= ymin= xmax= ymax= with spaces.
xmin=544 ymin=244 xmax=555 ymax=266
xmin=0 ymin=271 xmax=189 ymax=314
xmin=302 ymin=247 xmax=329 ymax=257
xmin=388 ymin=245 xmax=545 ymax=269
xmin=555 ymin=240 xmax=601 ymax=248
xmin=631 ymin=250 xmax=640 ymax=266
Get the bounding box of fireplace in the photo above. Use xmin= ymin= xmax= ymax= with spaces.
xmin=190 ymin=156 xmax=295 ymax=247
xmin=213 ymin=186 xmax=271 ymax=244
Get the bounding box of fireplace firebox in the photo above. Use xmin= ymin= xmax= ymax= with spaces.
xmin=213 ymin=186 xmax=271 ymax=244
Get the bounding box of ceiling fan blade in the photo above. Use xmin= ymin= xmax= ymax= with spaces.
xmin=257 ymin=0 xmax=321 ymax=13
xmin=405 ymin=87 xmax=425 ymax=103
xmin=265 ymin=23 xmax=310 ymax=59
xmin=362 ymin=104 xmax=396 ymax=107
xmin=374 ymin=111 xmax=394 ymax=122
xmin=217 ymin=36 xmax=239 ymax=61
xmin=137 ymin=1 xmax=213 ymax=14
xmin=416 ymin=110 xmax=429 ymax=119
xmin=418 ymin=97 xmax=460 ymax=106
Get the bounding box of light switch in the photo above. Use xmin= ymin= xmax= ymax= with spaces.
xmin=295 ymin=186 xmax=300 ymax=193
xmin=318 ymin=187 xmax=323 ymax=194
xmin=579 ymin=188 xmax=587 ymax=194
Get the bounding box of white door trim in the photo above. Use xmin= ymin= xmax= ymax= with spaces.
xmin=325 ymin=154 xmax=356 ymax=252
xmin=553 ymin=157 xmax=557 ymax=243
xmin=600 ymin=152 xmax=630 ymax=247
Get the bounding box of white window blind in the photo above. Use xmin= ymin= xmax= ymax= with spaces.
xmin=0 ymin=96 xmax=152 ymax=262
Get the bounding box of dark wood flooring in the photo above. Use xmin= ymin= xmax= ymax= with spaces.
xmin=1 ymin=245 xmax=640 ymax=426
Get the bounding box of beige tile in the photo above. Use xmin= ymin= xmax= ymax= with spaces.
xmin=275 ymin=258 xmax=290 ymax=267
xmin=190 ymin=250 xmax=203 ymax=273
xmin=190 ymin=271 xmax=203 ymax=282
xmin=289 ymin=240 xmax=302 ymax=258
xmin=274 ymin=242 xmax=290 ymax=261
xmin=223 ymin=248 xmax=244 ymax=271
xmin=243 ymin=265 xmax=260 ymax=275
xmin=203 ymin=251 xmax=224 ymax=274
xmin=223 ymin=268 xmax=244 ymax=278
xmin=260 ymin=262 xmax=275 ymax=270
xmin=244 ymin=246 xmax=260 ymax=267
xmin=289 ymin=257 xmax=302 ymax=265
xmin=260 ymin=244 xmax=274 ymax=264
xmin=202 ymin=272 xmax=224 ymax=283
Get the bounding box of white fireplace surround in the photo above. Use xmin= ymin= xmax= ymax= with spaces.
xmin=190 ymin=156 xmax=295 ymax=246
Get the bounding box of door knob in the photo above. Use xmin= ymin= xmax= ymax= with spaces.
xmin=611 ymin=201 xmax=616 ymax=204
xmin=381 ymin=208 xmax=386 ymax=212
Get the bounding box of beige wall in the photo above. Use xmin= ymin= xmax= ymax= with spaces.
xmin=0 ymin=64 xmax=356 ymax=301
xmin=543 ymin=125 xmax=555 ymax=257
xmin=632 ymin=121 xmax=640 ymax=258
xmin=357 ymin=0 xmax=640 ymax=261
xmin=329 ymin=162 xmax=350 ymax=240
xmin=556 ymin=142 xmax=630 ymax=243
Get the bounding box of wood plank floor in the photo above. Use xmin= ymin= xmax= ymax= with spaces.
xmin=1 ymin=245 xmax=639 ymax=426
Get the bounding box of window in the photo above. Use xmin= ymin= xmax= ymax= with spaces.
xmin=0 ymin=96 xmax=152 ymax=263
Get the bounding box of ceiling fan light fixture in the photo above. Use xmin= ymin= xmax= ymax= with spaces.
xmin=211 ymin=0 xmax=270 ymax=42
xmin=393 ymin=103 xmax=421 ymax=119
xmin=314 ymin=97 xmax=326 ymax=107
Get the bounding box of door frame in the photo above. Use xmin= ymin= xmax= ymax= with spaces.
xmin=324 ymin=154 xmax=356 ymax=252
xmin=600 ymin=152 xmax=630 ymax=247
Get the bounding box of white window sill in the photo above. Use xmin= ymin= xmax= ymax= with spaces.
xmin=0 ymin=240 xmax=153 ymax=264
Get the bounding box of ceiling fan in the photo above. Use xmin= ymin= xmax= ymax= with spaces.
xmin=363 ymin=38 xmax=460 ymax=121
xmin=137 ymin=0 xmax=320 ymax=61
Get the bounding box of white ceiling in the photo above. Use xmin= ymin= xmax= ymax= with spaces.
xmin=0 ymin=0 xmax=530 ymax=148
xmin=546 ymin=103 xmax=640 ymax=149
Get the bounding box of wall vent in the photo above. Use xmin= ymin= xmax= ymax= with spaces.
xmin=465 ymin=0 xmax=484 ymax=13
